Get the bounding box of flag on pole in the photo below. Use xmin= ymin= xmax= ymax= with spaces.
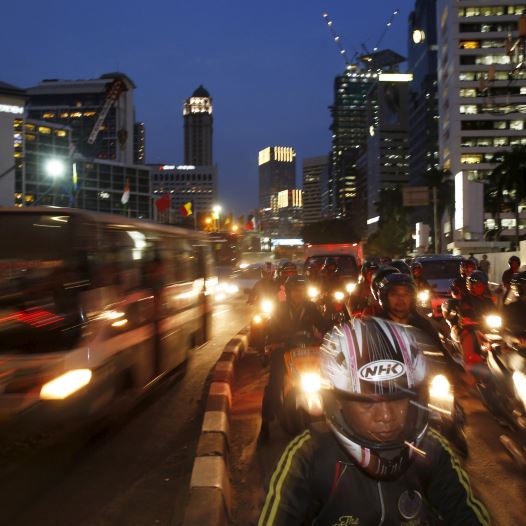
xmin=180 ymin=201 xmax=193 ymax=217
xmin=244 ymin=214 xmax=256 ymax=231
xmin=155 ymin=193 xmax=170 ymax=213
xmin=121 ymin=178 xmax=130 ymax=205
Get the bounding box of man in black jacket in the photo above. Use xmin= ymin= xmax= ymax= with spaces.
xmin=258 ymin=318 xmax=489 ymax=525
xmin=259 ymin=276 xmax=329 ymax=441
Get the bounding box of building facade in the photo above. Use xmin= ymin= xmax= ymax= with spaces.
xmin=258 ymin=146 xmax=296 ymax=210
xmin=437 ymin=0 xmax=526 ymax=243
xmin=134 ymin=121 xmax=145 ymax=164
xmin=302 ymin=155 xmax=329 ymax=224
xmin=277 ymin=188 xmax=303 ymax=237
xmin=151 ymin=164 xmax=218 ymax=217
xmin=26 ymin=73 xmax=136 ymax=165
xmin=329 ymin=69 xmax=376 ymax=219
xmin=365 ymin=73 xmax=412 ymax=223
xmin=0 ymin=82 xmax=26 ymax=206
xmin=183 ymin=86 xmax=213 ymax=166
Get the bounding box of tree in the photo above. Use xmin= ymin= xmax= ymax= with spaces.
xmin=489 ymin=146 xmax=526 ymax=249
xmin=301 ymin=218 xmax=360 ymax=244
xmin=365 ymin=187 xmax=413 ymax=258
xmin=427 ymin=168 xmax=453 ymax=252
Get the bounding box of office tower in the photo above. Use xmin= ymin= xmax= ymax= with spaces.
xmin=26 ymin=73 xmax=136 ymax=164
xmin=302 ymin=155 xmax=329 ymax=223
xmin=258 ymin=146 xmax=296 ymax=210
xmin=437 ymin=0 xmax=526 ymax=243
xmin=183 ymin=86 xmax=213 ymax=166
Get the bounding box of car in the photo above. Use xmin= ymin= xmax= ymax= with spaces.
xmin=228 ymin=264 xmax=262 ymax=295
xmin=414 ymin=255 xmax=463 ymax=318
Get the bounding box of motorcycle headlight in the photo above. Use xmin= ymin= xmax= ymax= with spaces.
xmin=485 ymin=314 xmax=502 ymax=330
xmin=253 ymin=314 xmax=262 ymax=324
xmin=418 ymin=290 xmax=430 ymax=303
xmin=334 ymin=291 xmax=345 ymax=302
xmin=308 ymin=286 xmax=319 ymax=299
xmin=429 ymin=374 xmax=451 ymax=400
xmin=261 ymin=299 xmax=274 ymax=315
xmin=345 ymin=282 xmax=356 ymax=294
xmin=513 ymin=371 xmax=526 ymax=410
xmin=301 ymin=373 xmax=321 ymax=393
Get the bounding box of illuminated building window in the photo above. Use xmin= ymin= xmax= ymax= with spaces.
xmin=55 ymin=130 xmax=67 ymax=137
xmin=60 ymin=112 xmax=69 ymax=118
xmin=83 ymin=111 xmax=96 ymax=117
xmin=461 ymin=154 xmax=483 ymax=164
xmin=460 ymin=40 xmax=480 ymax=49
xmin=24 ymin=123 xmax=35 ymax=131
xmin=43 ymin=112 xmax=55 ymax=119
xmin=511 ymin=120 xmax=524 ymax=130
xmin=38 ymin=126 xmax=51 ymax=135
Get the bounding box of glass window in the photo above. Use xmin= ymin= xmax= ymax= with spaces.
xmin=461 ymin=154 xmax=483 ymax=164
xmin=511 ymin=120 xmax=524 ymax=130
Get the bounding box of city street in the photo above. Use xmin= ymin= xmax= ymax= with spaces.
xmin=229 ymin=351 xmax=526 ymax=526
xmin=0 ymin=295 xmax=251 ymax=526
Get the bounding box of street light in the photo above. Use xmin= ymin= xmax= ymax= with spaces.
xmin=212 ymin=204 xmax=222 ymax=215
xmin=44 ymin=158 xmax=66 ymax=179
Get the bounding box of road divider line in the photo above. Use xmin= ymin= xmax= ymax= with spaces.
xmin=182 ymin=327 xmax=249 ymax=526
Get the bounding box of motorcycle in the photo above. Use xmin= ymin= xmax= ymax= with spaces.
xmin=318 ymin=282 xmax=356 ymax=326
xmin=477 ymin=332 xmax=526 ymax=469
xmin=275 ymin=332 xmax=323 ymax=436
xmin=250 ymin=297 xmax=275 ymax=364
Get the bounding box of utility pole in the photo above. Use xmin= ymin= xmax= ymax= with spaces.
xmin=432 ymin=186 xmax=439 ymax=254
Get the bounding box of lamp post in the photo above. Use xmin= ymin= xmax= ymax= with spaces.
xmin=212 ymin=204 xmax=222 ymax=232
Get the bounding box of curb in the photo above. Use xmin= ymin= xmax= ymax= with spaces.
xmin=182 ymin=327 xmax=249 ymax=526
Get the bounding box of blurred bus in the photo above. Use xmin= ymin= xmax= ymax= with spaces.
xmin=0 ymin=208 xmax=213 ymax=431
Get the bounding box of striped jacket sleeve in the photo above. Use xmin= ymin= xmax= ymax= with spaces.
xmin=258 ymin=430 xmax=314 ymax=526
xmin=426 ymin=428 xmax=491 ymax=526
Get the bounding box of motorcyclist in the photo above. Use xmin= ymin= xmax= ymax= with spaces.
xmin=361 ymin=266 xmax=400 ymax=316
xmin=503 ymin=270 xmax=526 ymax=338
xmin=348 ymin=260 xmax=379 ymax=314
xmin=455 ymin=271 xmax=496 ymax=370
xmin=375 ymin=272 xmax=441 ymax=346
xmin=304 ymin=258 xmax=323 ymax=284
xmin=259 ymin=276 xmax=329 ymax=441
xmin=319 ymin=257 xmax=342 ymax=293
xmin=450 ymin=258 xmax=477 ymax=301
xmin=410 ymin=262 xmax=431 ymax=290
xmin=248 ymin=262 xmax=278 ymax=305
xmin=275 ymin=261 xmax=298 ymax=301
xmin=258 ymin=317 xmax=490 ymax=526
xmin=502 ymin=255 xmax=521 ymax=300
xmin=391 ymin=259 xmax=412 ymax=275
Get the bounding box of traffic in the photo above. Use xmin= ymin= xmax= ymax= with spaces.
xmin=0 ymin=210 xmax=525 ymax=525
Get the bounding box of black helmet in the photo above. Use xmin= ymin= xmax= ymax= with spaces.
xmin=371 ymin=267 xmax=400 ymax=301
xmin=284 ymin=275 xmax=307 ymax=295
xmin=468 ymin=270 xmax=489 ymax=285
xmin=378 ymin=273 xmax=416 ymax=310
xmin=321 ymin=317 xmax=430 ymax=480
xmin=511 ymin=271 xmax=526 ymax=298
xmin=361 ymin=260 xmax=379 ymax=276
xmin=410 ymin=261 xmax=424 ymax=278
xmin=391 ymin=260 xmax=411 ymax=275
xmin=322 ymin=257 xmax=338 ymax=275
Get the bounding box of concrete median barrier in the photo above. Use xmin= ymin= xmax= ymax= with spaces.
xmin=182 ymin=328 xmax=249 ymax=526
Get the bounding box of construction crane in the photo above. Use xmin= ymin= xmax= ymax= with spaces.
xmin=322 ymin=8 xmax=400 ymax=68
xmin=87 ymin=78 xmax=127 ymax=145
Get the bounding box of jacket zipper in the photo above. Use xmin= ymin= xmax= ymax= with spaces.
xmin=377 ymin=481 xmax=385 ymax=526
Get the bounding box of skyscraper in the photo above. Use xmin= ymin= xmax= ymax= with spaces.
xmin=26 ymin=73 xmax=136 ymax=164
xmin=329 ymin=69 xmax=376 ymax=218
xmin=183 ymin=86 xmax=213 ymax=166
xmin=302 ymin=155 xmax=329 ymax=224
xmin=437 ymin=0 xmax=526 ymax=245
xmin=258 ymin=146 xmax=296 ymax=210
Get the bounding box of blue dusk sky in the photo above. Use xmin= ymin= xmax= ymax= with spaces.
xmin=1 ymin=0 xmax=415 ymax=214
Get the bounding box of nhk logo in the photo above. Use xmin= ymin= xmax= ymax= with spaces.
xmin=358 ymin=360 xmax=406 ymax=382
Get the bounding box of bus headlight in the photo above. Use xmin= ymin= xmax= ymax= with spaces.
xmin=345 ymin=282 xmax=356 ymax=294
xmin=308 ymin=286 xmax=319 ymax=299
xmin=253 ymin=314 xmax=263 ymax=325
xmin=513 ymin=371 xmax=526 ymax=410
xmin=40 ymin=369 xmax=92 ymax=400
xmin=334 ymin=291 xmax=345 ymax=302
xmin=301 ymin=372 xmax=321 ymax=393
xmin=486 ymin=314 xmax=502 ymax=330
xmin=261 ymin=299 xmax=274 ymax=315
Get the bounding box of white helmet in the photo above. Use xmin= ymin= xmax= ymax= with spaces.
xmin=321 ymin=317 xmax=431 ymax=480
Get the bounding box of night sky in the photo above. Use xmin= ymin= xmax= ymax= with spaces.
xmin=1 ymin=0 xmax=414 ymax=214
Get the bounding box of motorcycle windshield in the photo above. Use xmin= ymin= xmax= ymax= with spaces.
xmin=0 ymin=214 xmax=84 ymax=354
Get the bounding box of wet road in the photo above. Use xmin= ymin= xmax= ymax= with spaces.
xmin=0 ymin=295 xmax=251 ymax=526
xmin=229 ymin=352 xmax=526 ymax=526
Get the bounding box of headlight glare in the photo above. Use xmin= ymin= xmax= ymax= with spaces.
xmin=345 ymin=282 xmax=356 ymax=294
xmin=40 ymin=369 xmax=92 ymax=400
xmin=486 ymin=314 xmax=502 ymax=330
xmin=334 ymin=291 xmax=345 ymax=301
xmin=261 ymin=299 xmax=274 ymax=315
xmin=301 ymin=373 xmax=321 ymax=393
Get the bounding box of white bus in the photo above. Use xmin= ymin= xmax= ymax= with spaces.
xmin=0 ymin=208 xmax=214 ymax=430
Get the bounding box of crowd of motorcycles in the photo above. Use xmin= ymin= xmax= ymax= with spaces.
xmin=248 ymin=257 xmax=526 ymax=468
